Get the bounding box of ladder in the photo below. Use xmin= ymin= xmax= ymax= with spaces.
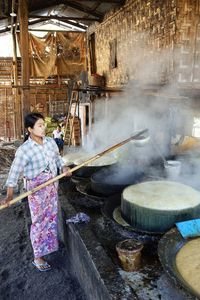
xmin=63 ymin=83 xmax=80 ymax=146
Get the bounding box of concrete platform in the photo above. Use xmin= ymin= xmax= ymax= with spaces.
xmin=58 ymin=185 xmax=133 ymax=300
xmin=58 ymin=179 xmax=196 ymax=300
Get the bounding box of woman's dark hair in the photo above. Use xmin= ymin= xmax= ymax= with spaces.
xmin=24 ymin=113 xmax=44 ymax=142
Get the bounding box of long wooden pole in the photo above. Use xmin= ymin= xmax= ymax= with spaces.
xmin=0 ymin=129 xmax=148 ymax=210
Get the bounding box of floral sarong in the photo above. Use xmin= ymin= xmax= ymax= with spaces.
xmin=26 ymin=171 xmax=58 ymax=258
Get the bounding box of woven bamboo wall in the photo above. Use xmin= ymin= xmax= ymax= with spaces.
xmin=29 ymin=86 xmax=68 ymax=117
xmin=0 ymin=87 xmax=15 ymax=140
xmin=0 ymin=85 xmax=68 ymax=140
xmin=87 ymin=0 xmax=200 ymax=87
xmin=176 ymin=0 xmax=200 ymax=83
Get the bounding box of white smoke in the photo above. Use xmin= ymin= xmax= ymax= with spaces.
xmin=82 ymin=40 xmax=200 ymax=186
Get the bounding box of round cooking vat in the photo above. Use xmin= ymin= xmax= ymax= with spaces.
xmin=73 ymin=156 xmax=118 ymax=178
xmin=121 ymin=181 xmax=200 ymax=233
xmin=91 ymin=165 xmax=144 ymax=196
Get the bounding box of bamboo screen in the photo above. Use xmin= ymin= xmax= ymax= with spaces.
xmin=0 ymin=88 xmax=15 ymax=141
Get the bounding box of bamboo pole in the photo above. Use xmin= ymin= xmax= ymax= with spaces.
xmin=5 ymin=88 xmax=8 ymax=140
xmin=68 ymin=92 xmax=79 ymax=146
xmin=0 ymin=129 xmax=148 ymax=211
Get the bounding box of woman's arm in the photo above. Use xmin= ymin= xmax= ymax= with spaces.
xmin=6 ymin=187 xmax=14 ymax=202
xmin=1 ymin=186 xmax=14 ymax=206
xmin=6 ymin=147 xmax=28 ymax=188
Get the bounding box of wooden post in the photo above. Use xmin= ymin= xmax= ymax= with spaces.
xmin=19 ymin=0 xmax=30 ymax=120
xmin=11 ymin=0 xmax=22 ymax=139
xmin=5 ymin=88 xmax=8 ymax=140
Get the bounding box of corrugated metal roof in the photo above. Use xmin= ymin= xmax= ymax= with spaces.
xmin=0 ymin=0 xmax=125 ymax=34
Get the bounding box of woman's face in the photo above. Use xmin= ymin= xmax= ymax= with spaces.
xmin=29 ymin=118 xmax=45 ymax=138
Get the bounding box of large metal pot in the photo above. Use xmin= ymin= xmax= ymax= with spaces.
xmin=73 ymin=156 xmax=118 ymax=178
xmin=72 ymin=164 xmax=108 ymax=178
xmin=90 ymin=165 xmax=144 ymax=196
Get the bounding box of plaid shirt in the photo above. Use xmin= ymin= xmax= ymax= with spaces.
xmin=6 ymin=136 xmax=65 ymax=187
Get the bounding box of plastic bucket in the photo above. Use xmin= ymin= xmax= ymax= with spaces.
xmin=116 ymin=239 xmax=143 ymax=271
xmin=165 ymin=160 xmax=181 ymax=179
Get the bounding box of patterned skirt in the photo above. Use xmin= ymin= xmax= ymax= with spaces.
xmin=26 ymin=171 xmax=59 ymax=258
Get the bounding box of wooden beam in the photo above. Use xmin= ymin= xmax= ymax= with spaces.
xmin=28 ymin=18 xmax=87 ymax=30
xmin=0 ymin=16 xmax=88 ymax=34
xmin=16 ymin=29 xmax=83 ymax=33
xmin=19 ymin=0 xmax=30 ymax=120
xmin=50 ymin=19 xmax=87 ymax=30
xmin=29 ymin=15 xmax=99 ymax=22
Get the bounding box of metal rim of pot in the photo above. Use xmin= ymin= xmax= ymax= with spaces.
xmin=72 ymin=158 xmax=118 ymax=178
xmin=76 ymin=178 xmax=107 ymax=202
xmin=158 ymin=227 xmax=200 ymax=299
xmin=90 ymin=167 xmax=145 ymax=196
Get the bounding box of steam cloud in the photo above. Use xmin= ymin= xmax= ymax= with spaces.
xmin=82 ymin=41 xmax=200 ymax=186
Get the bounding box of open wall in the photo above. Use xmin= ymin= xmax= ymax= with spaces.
xmin=0 ymin=30 xmax=87 ymax=141
xmin=0 ymin=84 xmax=68 ymax=140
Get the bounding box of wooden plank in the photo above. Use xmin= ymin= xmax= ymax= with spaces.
xmin=19 ymin=0 xmax=30 ymax=118
xmin=11 ymin=1 xmax=22 ymax=139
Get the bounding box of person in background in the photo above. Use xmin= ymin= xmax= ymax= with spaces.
xmin=53 ymin=125 xmax=64 ymax=155
xmin=4 ymin=113 xmax=71 ymax=272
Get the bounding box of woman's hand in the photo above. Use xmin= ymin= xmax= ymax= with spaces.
xmin=4 ymin=195 xmax=13 ymax=206
xmin=62 ymin=166 xmax=72 ymax=177
xmin=0 ymin=196 xmax=13 ymax=206
xmin=1 ymin=187 xmax=14 ymax=207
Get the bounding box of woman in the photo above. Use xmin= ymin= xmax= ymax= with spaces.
xmin=5 ymin=113 xmax=71 ymax=272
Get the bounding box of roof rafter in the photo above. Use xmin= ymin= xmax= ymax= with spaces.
xmin=48 ymin=19 xmax=87 ymax=31
xmin=29 ymin=15 xmax=99 ymax=22
xmin=28 ymin=17 xmax=87 ymax=31
xmin=61 ymin=1 xmax=103 ymax=19
xmin=50 ymin=19 xmax=87 ymax=30
xmin=0 ymin=16 xmax=87 ymax=34
xmin=0 ymin=0 xmax=126 ymax=35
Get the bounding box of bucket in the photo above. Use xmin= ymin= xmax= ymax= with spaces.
xmin=164 ymin=160 xmax=181 ymax=179
xmin=116 ymin=239 xmax=143 ymax=271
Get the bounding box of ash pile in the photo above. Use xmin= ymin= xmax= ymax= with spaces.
xmin=0 ymin=140 xmax=22 ymax=196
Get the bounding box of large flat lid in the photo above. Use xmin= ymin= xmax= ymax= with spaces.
xmin=122 ymin=181 xmax=200 ymax=211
